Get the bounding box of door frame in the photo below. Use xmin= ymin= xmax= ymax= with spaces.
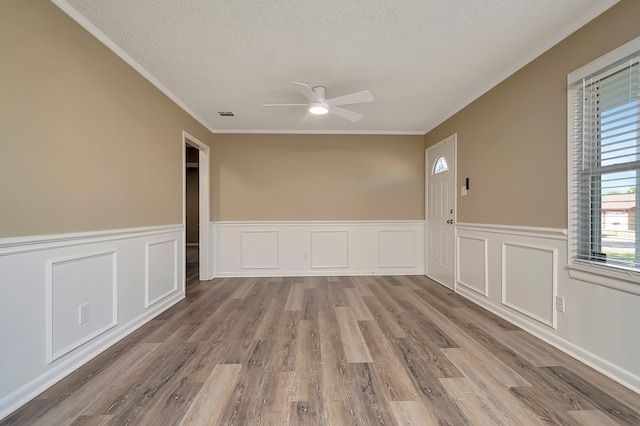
xmin=425 ymin=133 xmax=457 ymax=290
xmin=182 ymin=131 xmax=211 ymax=281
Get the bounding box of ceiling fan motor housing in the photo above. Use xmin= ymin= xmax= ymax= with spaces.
xmin=312 ymin=86 xmax=326 ymax=100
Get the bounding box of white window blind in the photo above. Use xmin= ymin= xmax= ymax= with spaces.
xmin=570 ymin=52 xmax=640 ymax=271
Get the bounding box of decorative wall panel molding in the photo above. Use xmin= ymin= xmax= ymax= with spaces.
xmin=212 ymin=220 xmax=424 ymax=277
xmin=311 ymin=231 xmax=349 ymax=269
xmin=47 ymin=251 xmax=117 ymax=363
xmin=379 ymin=230 xmax=415 ymax=268
xmin=456 ymin=235 xmax=488 ymax=296
xmin=501 ymin=242 xmax=557 ymax=328
xmin=241 ymin=231 xmax=279 ymax=269
xmin=145 ymin=239 xmax=178 ymax=308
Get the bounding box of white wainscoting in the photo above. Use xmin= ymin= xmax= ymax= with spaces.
xmin=0 ymin=225 xmax=184 ymax=420
xmin=211 ymin=221 xmax=425 ymax=277
xmin=379 ymin=230 xmax=415 ymax=268
xmin=145 ymin=238 xmax=178 ymax=308
xmin=456 ymin=235 xmax=488 ymax=296
xmin=241 ymin=231 xmax=279 ymax=269
xmin=456 ymin=223 xmax=565 ymax=332
xmin=311 ymin=231 xmax=349 ymax=269
xmin=47 ymin=250 xmax=118 ymax=363
xmin=502 ymin=242 xmax=557 ymax=329
xmin=455 ymin=222 xmax=640 ymax=393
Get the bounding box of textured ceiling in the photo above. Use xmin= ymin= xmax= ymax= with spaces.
xmin=55 ymin=0 xmax=618 ymax=134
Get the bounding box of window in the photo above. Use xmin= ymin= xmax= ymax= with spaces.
xmin=433 ymin=156 xmax=448 ymax=174
xmin=569 ymin=36 xmax=640 ymax=275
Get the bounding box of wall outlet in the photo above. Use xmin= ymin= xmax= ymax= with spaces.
xmin=556 ymin=296 xmax=565 ymax=313
xmin=79 ymin=303 xmax=90 ymax=324
xmin=303 ymin=252 xmax=309 ymax=260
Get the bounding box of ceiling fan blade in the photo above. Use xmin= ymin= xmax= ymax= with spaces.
xmin=329 ymin=106 xmax=363 ymax=122
xmin=261 ymin=103 xmax=308 ymax=107
xmin=326 ymin=90 xmax=373 ymax=107
xmin=291 ymin=82 xmax=320 ymax=103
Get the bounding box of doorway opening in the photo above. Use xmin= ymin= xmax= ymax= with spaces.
xmin=185 ymin=145 xmax=200 ymax=283
xmin=183 ymin=131 xmax=211 ymax=285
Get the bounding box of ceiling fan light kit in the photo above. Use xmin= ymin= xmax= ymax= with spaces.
xmin=309 ymin=102 xmax=329 ymax=115
xmin=262 ymin=82 xmax=373 ymax=122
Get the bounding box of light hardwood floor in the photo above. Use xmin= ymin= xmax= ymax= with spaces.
xmin=2 ymin=253 xmax=640 ymax=425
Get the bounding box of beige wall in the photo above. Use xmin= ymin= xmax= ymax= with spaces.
xmin=0 ymin=1 xmax=424 ymax=237
xmin=0 ymin=0 xmax=214 ymax=238
xmin=211 ymin=134 xmax=424 ymax=221
xmin=10 ymin=0 xmax=629 ymax=233
xmin=425 ymin=0 xmax=640 ymax=228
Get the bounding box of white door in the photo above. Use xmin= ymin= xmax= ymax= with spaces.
xmin=426 ymin=135 xmax=456 ymax=289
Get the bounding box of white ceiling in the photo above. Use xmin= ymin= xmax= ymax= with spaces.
xmin=56 ymin=0 xmax=618 ymax=135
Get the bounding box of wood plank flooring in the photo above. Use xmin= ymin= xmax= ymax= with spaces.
xmin=3 ymin=255 xmax=640 ymax=424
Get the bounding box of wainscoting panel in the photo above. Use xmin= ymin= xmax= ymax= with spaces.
xmin=212 ymin=221 xmax=425 ymax=277
xmin=379 ymin=230 xmax=415 ymax=268
xmin=146 ymin=239 xmax=178 ymax=308
xmin=502 ymin=242 xmax=557 ymax=328
xmin=0 ymin=225 xmax=184 ymax=421
xmin=455 ymin=223 xmax=564 ymax=333
xmin=456 ymin=235 xmax=487 ymax=296
xmin=311 ymin=231 xmax=349 ymax=269
xmin=241 ymin=231 xmax=279 ymax=269
xmin=47 ymin=251 xmax=117 ymax=363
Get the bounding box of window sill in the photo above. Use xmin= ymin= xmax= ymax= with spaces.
xmin=568 ymin=262 xmax=640 ymax=296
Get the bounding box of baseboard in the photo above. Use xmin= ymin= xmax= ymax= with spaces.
xmin=213 ymin=269 xmax=426 ymax=278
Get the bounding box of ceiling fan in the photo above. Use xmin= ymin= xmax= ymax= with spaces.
xmin=262 ymin=82 xmax=373 ymax=122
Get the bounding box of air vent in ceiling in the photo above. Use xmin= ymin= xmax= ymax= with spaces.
xmin=217 ymin=111 xmax=235 ymax=117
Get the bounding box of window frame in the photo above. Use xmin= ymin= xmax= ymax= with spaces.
xmin=567 ymin=35 xmax=640 ymax=294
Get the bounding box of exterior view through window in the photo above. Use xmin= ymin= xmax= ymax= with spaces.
xmin=572 ymin=52 xmax=640 ymax=271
